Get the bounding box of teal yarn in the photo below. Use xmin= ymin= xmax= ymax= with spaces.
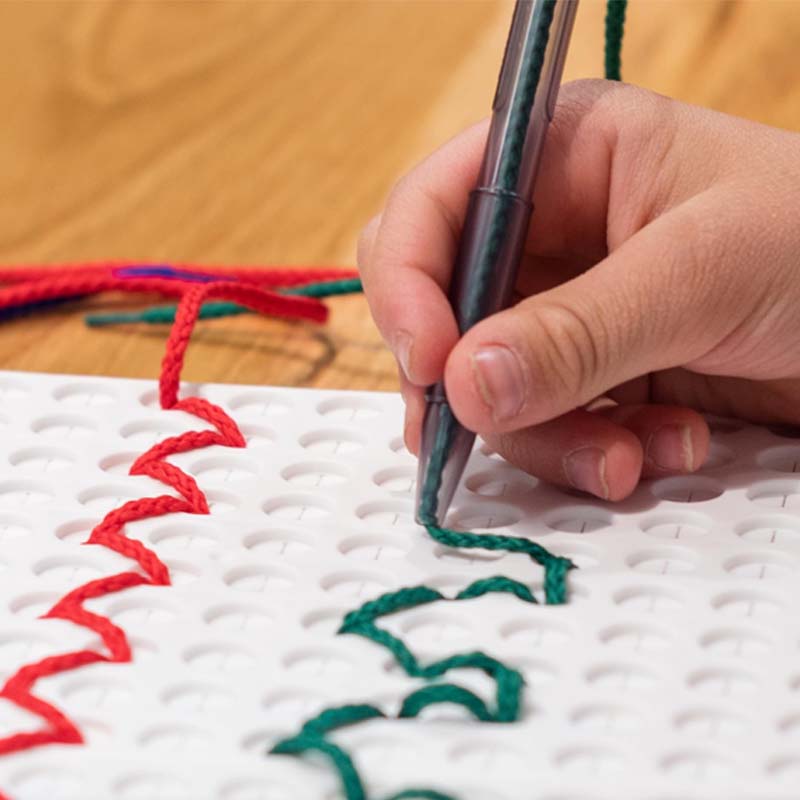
xmin=416 ymin=403 xmax=459 ymax=523
xmin=270 ymin=3 xmax=630 ymax=796
xmin=84 ymin=277 xmax=364 ymax=327
xmin=271 ymin=704 xmax=386 ymax=800
xmin=604 ymin=0 xmax=628 ymax=81
xmin=385 ymin=792 xmax=458 ymax=800
xmin=272 ymin=576 xmax=545 ymax=798
xmin=497 ymin=0 xmax=558 ymax=193
xmin=463 ymin=1 xmax=556 ymax=332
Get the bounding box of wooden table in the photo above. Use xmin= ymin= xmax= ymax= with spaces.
xmin=0 ymin=0 xmax=798 ymax=392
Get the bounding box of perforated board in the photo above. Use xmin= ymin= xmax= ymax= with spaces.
xmin=0 ymin=369 xmax=799 ymax=799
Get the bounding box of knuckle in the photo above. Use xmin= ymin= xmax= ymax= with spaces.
xmin=524 ymin=301 xmax=607 ymax=404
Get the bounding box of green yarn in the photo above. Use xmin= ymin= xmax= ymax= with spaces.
xmin=462 ymin=1 xmax=556 ymax=332
xmin=84 ymin=277 xmax=363 ymax=327
xmin=417 ymin=403 xmax=459 ymax=523
xmin=604 ymin=0 xmax=628 ymax=81
xmin=273 ymin=573 xmax=563 ymax=797
xmin=284 ymin=278 xmax=364 ymax=298
xmin=271 ymin=704 xmax=386 ymax=800
xmin=497 ymin=0 xmax=557 ymax=193
xmin=455 ymin=574 xmax=538 ymax=603
xmin=399 ymin=685 xmax=495 ymax=723
xmin=385 ymin=792 xmax=457 ymax=800
xmin=270 ymin=4 xmax=630 ymax=796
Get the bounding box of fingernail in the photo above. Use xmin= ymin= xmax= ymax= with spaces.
xmin=646 ymin=424 xmax=693 ymax=471
xmin=395 ymin=330 xmax=413 ymax=380
xmin=471 ymin=345 xmax=525 ymax=422
xmin=564 ymin=447 xmax=609 ymax=499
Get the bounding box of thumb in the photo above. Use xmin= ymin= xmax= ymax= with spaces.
xmin=443 ymin=196 xmax=748 ymax=434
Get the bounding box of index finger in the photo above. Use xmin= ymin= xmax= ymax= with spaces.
xmin=359 ymin=79 xmax=622 ymax=388
xmin=360 ymin=120 xmax=489 ymax=386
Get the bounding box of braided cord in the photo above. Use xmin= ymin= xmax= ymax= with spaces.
xmin=271 ymin=3 xmax=630 ymax=796
xmin=462 ymin=0 xmax=556 ymax=332
xmin=604 ymin=0 xmax=628 ymax=81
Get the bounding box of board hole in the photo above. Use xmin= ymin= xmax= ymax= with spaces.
xmin=242 ymin=529 xmax=314 ymax=558
xmin=283 ymin=647 xmax=354 ymax=678
xmin=60 ymin=678 xmax=134 ymax=709
xmin=137 ymin=723 xmax=212 ymax=750
xmin=747 ymin=479 xmax=800 ymax=509
xmin=183 ymin=642 xmax=256 ymax=672
xmin=161 ymin=682 xmax=234 ymax=713
xmin=710 ymin=589 xmax=783 ymax=617
xmin=723 ymin=551 xmax=797 ymax=579
xmin=569 ymin=703 xmax=643 ymax=733
xmin=262 ymin=493 xmax=333 ymax=521
xmin=700 ymin=441 xmax=737 ymax=470
xmin=598 ymin=623 xmax=671 ymax=652
xmin=338 ymin=534 xmax=410 ymax=562
xmin=545 ymin=506 xmax=612 ymax=534
xmin=0 ymin=479 xmax=53 ymax=508
xmin=98 ymin=452 xmax=140 ymax=475
xmin=190 ymin=455 xmax=259 ymax=483
xmin=320 ymin=570 xmax=394 ymax=599
xmin=660 ymin=749 xmax=734 ymax=779
xmin=554 ymin=745 xmax=625 ymax=775
xmin=9 ymin=446 xmax=75 ymax=473
xmin=113 ymin=772 xmax=190 ymax=799
xmin=0 ymin=512 xmax=33 ymax=541
xmin=150 ymin=522 xmax=221 ymax=552
xmin=316 ymin=395 xmax=382 ymax=421
xmin=298 ymin=428 xmax=366 ymax=455
xmin=203 ymin=603 xmax=273 ymax=632
xmin=9 ymin=591 xmax=60 ymax=618
xmin=108 ymin=598 xmax=179 ymax=626
xmin=674 ymin=707 xmax=748 ymax=739
xmin=373 ymin=466 xmax=416 ymax=495
xmin=465 ymin=469 xmax=536 ymax=498
xmin=262 ymin=688 xmax=328 ymax=719
xmin=222 ymin=564 xmax=296 ymax=593
xmin=355 ymin=500 xmax=415 ymax=528
xmin=734 ymin=514 xmax=800 ymax=545
xmin=640 ymin=511 xmax=712 ymax=540
xmin=118 ymin=418 xmax=185 ymax=444
xmin=500 ymin=617 xmax=572 ymax=647
xmin=32 ymin=413 xmax=96 ymax=439
xmin=612 ymin=585 xmax=686 ymax=613
xmin=280 ymin=460 xmax=349 ymax=488
xmin=237 ymin=423 xmax=276 ymax=447
xmin=228 ymin=391 xmax=290 ymax=417
xmin=53 ymin=382 xmax=116 ymax=407
xmin=585 ymin=662 xmax=660 ymax=692
xmin=650 ymin=476 xmax=724 ymax=503
xmin=32 ymin=555 xmax=102 ymax=582
xmin=627 ymin=546 xmax=697 ymax=575
xmin=687 ymin=667 xmax=759 ymax=695
xmin=446 ymin=503 xmax=521 ymax=530
xmin=699 ymin=626 xmax=773 ymax=656
xmin=77 ymin=484 xmax=142 ymax=511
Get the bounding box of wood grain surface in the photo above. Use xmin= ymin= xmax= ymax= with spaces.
xmin=0 ymin=0 xmax=798 ymax=392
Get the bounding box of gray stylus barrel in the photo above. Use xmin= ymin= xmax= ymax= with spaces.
xmin=415 ymin=0 xmax=577 ymax=526
xmin=482 ymin=0 xmax=577 ymax=198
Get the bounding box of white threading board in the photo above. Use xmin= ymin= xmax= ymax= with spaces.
xmin=0 ymin=370 xmax=797 ymax=800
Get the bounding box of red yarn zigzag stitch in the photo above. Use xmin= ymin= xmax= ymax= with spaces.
xmin=0 ymin=281 xmax=302 ymax=798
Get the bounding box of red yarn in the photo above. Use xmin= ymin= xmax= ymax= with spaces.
xmin=0 ymin=269 xmax=339 ymax=794
xmin=0 ymin=274 xmax=329 ymax=324
xmin=0 ymin=262 xmax=355 ymax=287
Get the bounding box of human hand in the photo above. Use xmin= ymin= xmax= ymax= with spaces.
xmin=359 ymin=80 xmax=800 ymax=501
